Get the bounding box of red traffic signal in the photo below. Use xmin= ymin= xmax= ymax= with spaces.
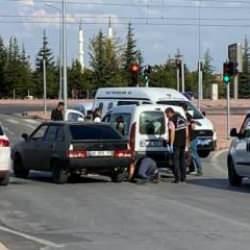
xmin=130 ymin=63 xmax=140 ymax=73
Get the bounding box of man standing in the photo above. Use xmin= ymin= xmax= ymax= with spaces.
xmin=51 ymin=102 xmax=64 ymax=121
xmin=165 ymin=107 xmax=189 ymax=183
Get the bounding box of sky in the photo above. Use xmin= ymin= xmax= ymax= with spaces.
xmin=1 ymin=0 xmax=250 ymax=72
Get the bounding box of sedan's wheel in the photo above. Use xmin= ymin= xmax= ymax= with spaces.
xmin=0 ymin=173 xmax=10 ymax=186
xmin=13 ymin=156 xmax=29 ymax=178
xmin=198 ymin=150 xmax=210 ymax=158
xmin=111 ymin=168 xmax=128 ymax=183
xmin=228 ymin=158 xmax=242 ymax=187
xmin=52 ymin=162 xmax=68 ymax=184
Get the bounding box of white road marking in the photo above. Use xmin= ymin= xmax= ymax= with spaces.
xmin=24 ymin=119 xmax=40 ymax=125
xmin=0 ymin=226 xmax=64 ymax=249
xmin=6 ymin=119 xmax=19 ymax=125
xmin=210 ymin=149 xmax=228 ymax=174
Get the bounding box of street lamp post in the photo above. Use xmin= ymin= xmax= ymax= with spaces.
xmin=43 ymin=58 xmax=47 ymax=115
xmin=62 ymin=0 xmax=68 ymax=110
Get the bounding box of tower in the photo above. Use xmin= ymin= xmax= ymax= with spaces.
xmin=108 ymin=16 xmax=113 ymax=39
xmin=79 ymin=21 xmax=84 ymax=72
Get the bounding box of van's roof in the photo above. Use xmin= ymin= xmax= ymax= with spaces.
xmin=110 ymin=104 xmax=186 ymax=117
xmin=95 ymin=87 xmax=188 ymax=102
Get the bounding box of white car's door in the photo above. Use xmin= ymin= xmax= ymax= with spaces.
xmin=65 ymin=110 xmax=85 ymax=122
xmin=234 ymin=116 xmax=250 ymax=176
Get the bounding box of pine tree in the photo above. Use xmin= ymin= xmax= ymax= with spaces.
xmin=0 ymin=36 xmax=7 ymax=97
xmin=239 ymin=36 xmax=250 ymax=97
xmin=203 ymin=49 xmax=215 ymax=98
xmin=122 ymin=23 xmax=143 ymax=85
xmin=34 ymin=30 xmax=57 ymax=98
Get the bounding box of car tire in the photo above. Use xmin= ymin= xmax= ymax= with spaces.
xmin=13 ymin=155 xmax=29 ymax=178
xmin=198 ymin=150 xmax=210 ymax=158
xmin=228 ymin=157 xmax=242 ymax=187
xmin=111 ymin=168 xmax=128 ymax=183
xmin=0 ymin=173 xmax=10 ymax=186
xmin=68 ymin=173 xmax=81 ymax=183
xmin=52 ymin=161 xmax=68 ymax=184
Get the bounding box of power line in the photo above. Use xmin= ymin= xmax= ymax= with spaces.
xmin=2 ymin=14 xmax=250 ymax=22
xmin=5 ymin=0 xmax=250 ymax=9
xmin=1 ymin=19 xmax=250 ymax=27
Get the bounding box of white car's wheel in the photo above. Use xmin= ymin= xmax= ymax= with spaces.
xmin=228 ymin=157 xmax=242 ymax=187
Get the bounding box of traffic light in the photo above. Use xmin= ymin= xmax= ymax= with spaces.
xmin=223 ymin=61 xmax=239 ymax=84
xmin=129 ymin=63 xmax=140 ymax=86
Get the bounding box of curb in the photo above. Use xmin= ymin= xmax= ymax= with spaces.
xmin=0 ymin=242 xmax=8 ymax=250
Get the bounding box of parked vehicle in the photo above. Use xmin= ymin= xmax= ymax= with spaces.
xmin=228 ymin=113 xmax=250 ymax=186
xmin=64 ymin=109 xmax=85 ymax=122
xmin=12 ymin=122 xmax=132 ymax=184
xmin=94 ymin=87 xmax=216 ymax=158
xmin=103 ymin=105 xmax=185 ymax=168
xmin=0 ymin=125 xmax=11 ymax=186
xmin=71 ymin=101 xmax=94 ymax=117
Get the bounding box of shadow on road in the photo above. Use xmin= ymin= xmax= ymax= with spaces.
xmin=189 ymin=177 xmax=250 ymax=194
xmin=12 ymin=171 xmax=110 ymax=185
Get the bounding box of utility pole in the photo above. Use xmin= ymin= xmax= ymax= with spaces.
xmin=176 ymin=67 xmax=180 ymax=91
xmin=198 ymin=60 xmax=203 ymax=109
xmin=226 ymin=83 xmax=230 ymax=139
xmin=43 ymin=58 xmax=47 ymax=115
xmin=62 ymin=0 xmax=68 ymax=110
xmin=181 ymin=60 xmax=185 ymax=92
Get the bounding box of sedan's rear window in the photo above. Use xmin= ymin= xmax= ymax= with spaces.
xmin=0 ymin=126 xmax=3 ymax=135
xmin=70 ymin=125 xmax=122 ymax=140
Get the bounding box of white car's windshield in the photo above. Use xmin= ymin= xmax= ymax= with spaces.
xmin=157 ymin=100 xmax=203 ymax=119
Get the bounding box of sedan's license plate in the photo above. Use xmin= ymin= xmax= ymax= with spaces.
xmin=87 ymin=151 xmax=113 ymax=157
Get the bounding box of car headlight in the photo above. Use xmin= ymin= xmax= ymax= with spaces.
xmin=213 ymin=131 xmax=217 ymax=141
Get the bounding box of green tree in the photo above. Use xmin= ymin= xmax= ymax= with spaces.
xmin=0 ymin=36 xmax=7 ymax=96
xmin=203 ymin=49 xmax=215 ymax=98
xmin=34 ymin=30 xmax=57 ymax=98
xmin=239 ymin=36 xmax=250 ymax=97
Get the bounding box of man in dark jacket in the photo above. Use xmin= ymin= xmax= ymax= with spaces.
xmin=51 ymin=102 xmax=64 ymax=121
xmin=165 ymin=107 xmax=189 ymax=183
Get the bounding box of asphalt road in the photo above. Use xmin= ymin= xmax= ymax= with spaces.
xmin=1 ymin=114 xmax=250 ymax=250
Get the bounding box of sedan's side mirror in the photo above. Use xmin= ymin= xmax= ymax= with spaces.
xmin=22 ymin=133 xmax=29 ymax=141
xmin=202 ymin=111 xmax=206 ymax=117
xmin=230 ymin=128 xmax=238 ymax=137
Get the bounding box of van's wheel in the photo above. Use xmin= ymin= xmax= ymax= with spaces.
xmin=13 ymin=155 xmax=29 ymax=178
xmin=0 ymin=173 xmax=10 ymax=186
xmin=111 ymin=168 xmax=128 ymax=183
xmin=68 ymin=172 xmax=81 ymax=183
xmin=228 ymin=157 xmax=242 ymax=187
xmin=52 ymin=161 xmax=68 ymax=184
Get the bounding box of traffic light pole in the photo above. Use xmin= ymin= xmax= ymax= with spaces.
xmin=226 ymin=83 xmax=230 ymax=140
xmin=198 ymin=60 xmax=203 ymax=109
xmin=234 ymin=75 xmax=238 ymax=99
xmin=176 ymin=67 xmax=180 ymax=91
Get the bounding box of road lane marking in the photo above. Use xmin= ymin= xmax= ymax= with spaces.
xmin=0 ymin=226 xmax=64 ymax=249
xmin=210 ymin=150 xmax=228 ymax=174
xmin=6 ymin=119 xmax=19 ymax=125
xmin=24 ymin=119 xmax=40 ymax=125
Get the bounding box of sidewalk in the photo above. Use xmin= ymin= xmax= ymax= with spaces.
xmin=0 ymin=243 xmax=8 ymax=250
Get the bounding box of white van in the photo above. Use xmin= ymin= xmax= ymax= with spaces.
xmin=94 ymin=87 xmax=216 ymax=158
xmin=103 ymin=105 xmax=185 ymax=168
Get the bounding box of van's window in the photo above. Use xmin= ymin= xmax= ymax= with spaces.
xmin=117 ymin=101 xmax=139 ymax=106
xmin=110 ymin=113 xmax=131 ymax=136
xmin=98 ymin=103 xmax=103 ymax=112
xmin=108 ymin=102 xmax=113 ymax=110
xmin=140 ymin=111 xmax=165 ymax=135
xmin=240 ymin=116 xmax=250 ymax=138
xmin=157 ymin=100 xmax=203 ymax=119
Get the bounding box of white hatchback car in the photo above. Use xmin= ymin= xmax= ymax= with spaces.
xmin=228 ymin=113 xmax=250 ymax=186
xmin=0 ymin=125 xmax=11 ymax=185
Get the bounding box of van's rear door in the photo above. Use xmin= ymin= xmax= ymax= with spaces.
xmin=135 ymin=108 xmax=169 ymax=152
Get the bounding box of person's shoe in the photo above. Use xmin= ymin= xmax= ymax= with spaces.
xmin=151 ymin=172 xmax=160 ymax=184
xmin=172 ymin=179 xmax=179 ymax=184
xmin=196 ymin=171 xmax=203 ymax=176
xmin=135 ymin=178 xmax=148 ymax=185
